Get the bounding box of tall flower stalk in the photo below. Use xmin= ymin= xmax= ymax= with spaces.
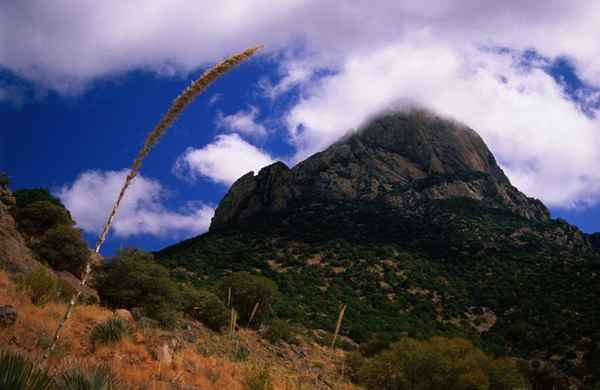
xmin=43 ymin=45 xmax=263 ymax=361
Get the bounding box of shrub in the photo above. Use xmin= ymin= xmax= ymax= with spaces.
xmin=20 ymin=267 xmax=57 ymax=305
xmin=0 ymin=349 xmax=53 ymax=390
xmin=216 ymin=272 xmax=281 ymax=325
xmin=56 ymin=365 xmax=119 ymax=390
xmin=93 ymin=248 xmax=181 ymax=327
xmin=33 ymin=225 xmax=89 ymax=276
xmin=241 ymin=364 xmax=273 ymax=390
xmin=181 ymin=287 xmax=228 ymax=331
xmin=16 ymin=200 xmax=73 ymax=236
xmin=354 ymin=336 xmax=527 ymax=390
xmin=90 ymin=318 xmax=130 ymax=347
xmin=264 ymin=319 xmax=297 ymax=345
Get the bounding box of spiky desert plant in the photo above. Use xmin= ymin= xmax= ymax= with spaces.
xmin=43 ymin=45 xmax=263 ymax=360
xmin=89 ymin=317 xmax=130 ymax=348
xmin=331 ymin=304 xmax=347 ymax=351
xmin=0 ymin=349 xmax=53 ymax=390
xmin=55 ymin=365 xmax=119 ymax=390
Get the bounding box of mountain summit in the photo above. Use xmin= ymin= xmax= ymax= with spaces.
xmin=159 ymin=110 xmax=599 ymax=383
xmin=211 ymin=111 xmax=548 ymax=230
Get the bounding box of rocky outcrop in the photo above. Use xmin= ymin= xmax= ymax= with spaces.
xmin=0 ymin=194 xmax=42 ymax=275
xmin=0 ymin=305 xmax=17 ymax=326
xmin=211 ymin=111 xmax=549 ymax=230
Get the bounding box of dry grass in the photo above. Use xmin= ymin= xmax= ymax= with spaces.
xmin=0 ymin=271 xmax=361 ymax=389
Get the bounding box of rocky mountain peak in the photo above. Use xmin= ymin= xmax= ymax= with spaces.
xmin=211 ymin=111 xmax=549 ymax=230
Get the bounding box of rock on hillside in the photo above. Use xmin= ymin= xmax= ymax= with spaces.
xmin=0 ymin=191 xmax=42 ymax=275
xmin=211 ymin=111 xmax=549 ymax=229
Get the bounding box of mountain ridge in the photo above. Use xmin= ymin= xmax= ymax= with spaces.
xmin=211 ymin=111 xmax=549 ymax=230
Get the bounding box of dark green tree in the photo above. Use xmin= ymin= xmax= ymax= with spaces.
xmin=33 ymin=225 xmax=89 ymax=276
xmin=93 ymin=249 xmax=181 ymax=328
xmin=216 ymin=271 xmax=281 ymax=325
xmin=16 ymin=201 xmax=73 ymax=236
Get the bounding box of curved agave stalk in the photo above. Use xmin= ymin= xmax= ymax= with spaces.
xmin=43 ymin=45 xmax=263 ymax=361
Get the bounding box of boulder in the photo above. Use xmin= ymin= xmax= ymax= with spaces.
xmin=156 ymin=343 xmax=172 ymax=365
xmin=0 ymin=305 xmax=17 ymax=326
xmin=115 ymin=309 xmax=135 ymax=323
xmin=0 ymin=202 xmax=43 ymax=275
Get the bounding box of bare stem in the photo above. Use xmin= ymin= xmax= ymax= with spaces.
xmin=41 ymin=45 xmax=263 ymax=362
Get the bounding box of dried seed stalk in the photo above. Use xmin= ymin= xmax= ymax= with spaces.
xmin=42 ymin=45 xmax=263 ymax=361
xmin=331 ymin=304 xmax=346 ymax=351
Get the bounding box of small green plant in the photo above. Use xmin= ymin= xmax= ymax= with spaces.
xmin=55 ymin=365 xmax=119 ymax=390
xmin=90 ymin=318 xmax=130 ymax=347
xmin=0 ymin=349 xmax=53 ymax=390
xmin=241 ymin=364 xmax=273 ymax=390
xmin=19 ymin=267 xmax=57 ymax=305
xmin=231 ymin=344 xmax=250 ymax=362
xmin=264 ymin=319 xmax=298 ymax=345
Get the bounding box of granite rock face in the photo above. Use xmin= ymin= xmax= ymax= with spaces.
xmin=0 ymin=195 xmax=42 ymax=275
xmin=211 ymin=111 xmax=548 ymax=230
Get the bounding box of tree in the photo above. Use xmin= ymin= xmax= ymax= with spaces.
xmin=216 ymin=271 xmax=281 ymax=325
xmin=14 ymin=188 xmax=65 ymax=209
xmin=16 ymin=201 xmax=73 ymax=236
xmin=180 ymin=287 xmax=229 ymax=331
xmin=352 ymin=336 xmax=527 ymax=390
xmin=33 ymin=225 xmax=89 ymax=276
xmin=93 ymin=249 xmax=181 ymax=327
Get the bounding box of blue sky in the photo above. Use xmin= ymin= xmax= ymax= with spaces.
xmin=2 ymin=2 xmax=600 ymax=256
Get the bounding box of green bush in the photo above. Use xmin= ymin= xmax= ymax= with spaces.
xmin=181 ymin=287 xmax=228 ymax=331
xmin=216 ymin=272 xmax=281 ymax=325
xmin=264 ymin=319 xmax=297 ymax=345
xmin=55 ymin=365 xmax=119 ymax=390
xmin=20 ymin=267 xmax=57 ymax=305
xmin=33 ymin=225 xmax=90 ymax=276
xmin=93 ymin=248 xmax=182 ymax=328
xmin=16 ymin=200 xmax=73 ymax=236
xmin=0 ymin=349 xmax=53 ymax=390
xmin=353 ymin=336 xmax=527 ymax=390
xmin=90 ymin=318 xmax=130 ymax=347
xmin=241 ymin=364 xmax=273 ymax=390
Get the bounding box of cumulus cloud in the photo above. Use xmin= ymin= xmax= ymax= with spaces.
xmin=57 ymin=170 xmax=214 ymax=237
xmin=174 ymin=133 xmax=275 ymax=185
xmin=4 ymin=1 xmax=600 ymax=207
xmin=4 ymin=2 xmax=600 ymax=91
xmin=284 ymin=42 xmax=600 ymax=208
xmin=216 ymin=106 xmax=268 ymax=137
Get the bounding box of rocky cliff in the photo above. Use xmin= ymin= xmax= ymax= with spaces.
xmin=0 ymin=190 xmax=41 ymax=275
xmin=212 ymin=111 xmax=548 ymax=229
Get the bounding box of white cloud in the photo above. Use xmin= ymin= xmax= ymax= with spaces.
xmin=4 ymin=1 xmax=600 ymax=208
xmin=216 ymin=106 xmax=268 ymax=137
xmin=284 ymin=41 xmax=600 ymax=208
xmin=4 ymin=2 xmax=600 ymax=91
xmin=174 ymin=133 xmax=275 ymax=185
xmin=208 ymin=93 xmax=223 ymax=105
xmin=57 ymin=170 xmax=214 ymax=237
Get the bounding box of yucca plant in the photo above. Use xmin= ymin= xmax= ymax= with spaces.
xmin=89 ymin=318 xmax=130 ymax=348
xmin=0 ymin=349 xmax=53 ymax=390
xmin=55 ymin=365 xmax=119 ymax=390
xmin=44 ymin=45 xmax=263 ymax=359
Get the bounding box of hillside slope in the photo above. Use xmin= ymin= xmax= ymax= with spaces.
xmin=158 ymin=111 xmax=600 ymax=382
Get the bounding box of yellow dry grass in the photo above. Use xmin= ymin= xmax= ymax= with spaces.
xmin=0 ymin=271 xmax=360 ymax=389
